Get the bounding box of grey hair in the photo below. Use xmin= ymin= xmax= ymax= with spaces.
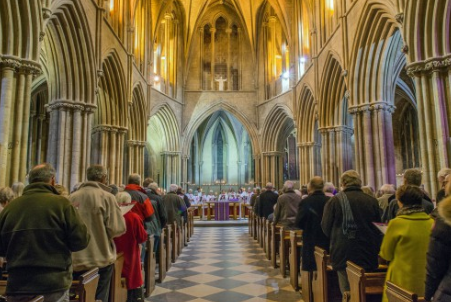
xmin=28 ymin=163 xmax=56 ymax=184
xmin=324 ymin=182 xmax=335 ymax=193
xmin=11 ymin=182 xmax=25 ymax=197
xmin=284 ymin=180 xmax=294 ymax=190
xmin=380 ymin=184 xmax=395 ymax=195
xmin=87 ymin=165 xmax=107 ymax=182
xmin=116 ymin=191 xmax=132 ymax=205
xmin=340 ymin=170 xmax=362 ymax=188
xmin=128 ymin=174 xmax=141 ymax=185
xmin=0 ymin=187 xmax=15 ymax=205
xmin=169 ymin=184 xmax=179 ymax=193
xmin=265 ymin=182 xmax=274 ymax=189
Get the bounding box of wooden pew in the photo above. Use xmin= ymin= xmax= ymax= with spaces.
xmin=171 ymin=222 xmax=179 ymax=263
xmin=265 ymin=219 xmax=272 ymax=260
xmin=71 ymin=267 xmax=100 ymax=302
xmin=270 ymin=223 xmax=281 ymax=268
xmin=248 ymin=207 xmax=253 ymax=236
xmin=312 ymin=247 xmax=342 ymax=302
xmin=165 ymin=225 xmax=173 ymax=271
xmin=158 ymin=228 xmax=167 ymax=283
xmin=262 ymin=218 xmax=267 ymax=254
xmin=386 ymin=281 xmax=426 ymax=302
xmin=109 ymin=253 xmax=127 ymax=302
xmin=289 ymin=230 xmax=303 ymax=291
xmin=279 ymin=228 xmax=302 ymax=278
xmin=144 ymin=235 xmax=156 ymax=298
xmin=346 ymin=261 xmax=386 ymax=302
xmin=28 ymin=297 xmax=44 ymax=302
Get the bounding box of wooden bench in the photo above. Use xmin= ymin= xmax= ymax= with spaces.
xmin=312 ymin=247 xmax=342 ymax=302
xmin=144 ymin=235 xmax=156 ymax=298
xmin=158 ymin=228 xmax=167 ymax=283
xmin=279 ymin=228 xmax=302 ymax=278
xmin=109 ymin=253 xmax=127 ymax=302
xmin=386 ymin=281 xmax=426 ymax=302
xmin=71 ymin=267 xmax=100 ymax=302
xmin=165 ymin=225 xmax=173 ymax=271
xmin=262 ymin=218 xmax=267 ymax=254
xmin=346 ymin=261 xmax=386 ymax=302
xmin=289 ymin=230 xmax=303 ymax=291
xmin=171 ymin=222 xmax=179 ymax=263
xmin=265 ymin=219 xmax=272 ymax=260
xmin=270 ymin=223 xmax=281 ymax=268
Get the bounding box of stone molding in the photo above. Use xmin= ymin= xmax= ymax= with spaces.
xmin=160 ymin=151 xmax=181 ymax=156
xmin=318 ymin=126 xmax=354 ymax=135
xmin=262 ymin=151 xmax=284 ymax=157
xmin=406 ymin=54 xmax=451 ymax=76
xmin=91 ymin=124 xmax=128 ymax=134
xmin=0 ymin=55 xmax=41 ymax=74
xmin=46 ymin=100 xmax=98 ymax=113
xmin=126 ymin=140 xmax=146 ymax=147
xmin=348 ymin=101 xmax=396 ymax=114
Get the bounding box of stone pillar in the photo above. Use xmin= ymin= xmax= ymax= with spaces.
xmin=407 ymin=59 xmax=451 ymax=197
xmin=199 ymin=27 xmax=204 ymax=89
xmin=164 ymin=14 xmax=173 ymax=95
xmin=210 ymin=27 xmax=216 ymax=90
xmin=226 ymin=28 xmax=232 ymax=91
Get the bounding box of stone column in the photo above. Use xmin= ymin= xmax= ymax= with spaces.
xmin=226 ymin=28 xmax=232 ymax=91
xmin=164 ymin=14 xmax=173 ymax=95
xmin=199 ymin=27 xmax=204 ymax=89
xmin=210 ymin=27 xmax=216 ymax=90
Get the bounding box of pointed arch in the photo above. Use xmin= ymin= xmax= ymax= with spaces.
xmin=181 ymin=101 xmax=260 ymax=158
xmin=149 ymin=103 xmax=180 ymax=151
xmin=261 ymin=104 xmax=294 ymax=152
xmin=129 ymin=83 xmax=147 ymax=142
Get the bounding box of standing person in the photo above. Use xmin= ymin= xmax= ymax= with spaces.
xmin=295 ymin=176 xmax=330 ymax=272
xmin=436 ymin=168 xmax=451 ymax=204
xmin=321 ymin=170 xmax=382 ymax=296
xmin=177 ymin=187 xmax=191 ymax=225
xmin=163 ymin=184 xmax=186 ymax=226
xmin=11 ymin=182 xmax=24 ymax=198
xmin=114 ymin=192 xmax=148 ymax=302
xmin=0 ymin=163 xmax=89 ymax=302
xmin=377 ymin=184 xmax=396 ymax=215
xmin=0 ymin=187 xmax=15 ymax=212
xmin=70 ymin=165 xmax=126 ymax=302
xmin=382 ymin=169 xmax=434 ymax=222
xmin=257 ymin=183 xmax=279 ymax=218
xmin=425 ymin=195 xmax=451 ymax=302
xmin=273 ymin=181 xmax=302 ymax=229
xmin=380 ymin=185 xmax=434 ymax=302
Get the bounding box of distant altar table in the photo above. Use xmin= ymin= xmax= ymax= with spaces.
xmin=205 ymin=201 xmax=242 ymax=220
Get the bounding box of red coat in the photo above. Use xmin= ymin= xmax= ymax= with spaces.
xmin=114 ymin=211 xmax=148 ymax=289
xmin=125 ymin=184 xmax=154 ymax=222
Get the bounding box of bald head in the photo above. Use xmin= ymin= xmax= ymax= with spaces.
xmin=29 ymin=163 xmax=56 ymax=184
xmin=308 ymin=176 xmax=324 ymax=194
xmin=265 ymin=182 xmax=274 ymax=190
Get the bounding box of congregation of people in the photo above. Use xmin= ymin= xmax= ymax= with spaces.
xmin=250 ymin=168 xmax=451 ymax=302
xmin=0 ymin=163 xmax=192 ymax=302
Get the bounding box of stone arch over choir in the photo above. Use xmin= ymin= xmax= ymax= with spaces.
xmin=297 ymin=85 xmax=321 ymax=185
xmin=146 ymin=103 xmax=181 ymax=189
xmin=319 ymin=53 xmax=354 ymax=186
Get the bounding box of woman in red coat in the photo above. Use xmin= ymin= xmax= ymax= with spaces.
xmin=114 ymin=192 xmax=148 ymax=302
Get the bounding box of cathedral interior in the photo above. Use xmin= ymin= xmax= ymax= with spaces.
xmin=0 ymin=0 xmax=449 ymax=197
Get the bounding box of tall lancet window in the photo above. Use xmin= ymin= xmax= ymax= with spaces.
xmin=215 ymin=127 xmax=225 ymax=180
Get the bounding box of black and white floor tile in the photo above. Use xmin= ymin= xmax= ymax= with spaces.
xmin=149 ymin=226 xmax=303 ymax=302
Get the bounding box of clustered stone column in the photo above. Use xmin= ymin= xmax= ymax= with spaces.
xmin=46 ymin=101 xmax=97 ymax=190
xmin=298 ymin=142 xmax=319 ymax=185
xmin=261 ymin=151 xmax=284 ymax=189
xmin=160 ymin=151 xmax=180 ymax=190
xmin=127 ymin=140 xmax=146 ymax=179
xmin=0 ymin=56 xmax=41 ymax=187
xmin=319 ymin=125 xmax=354 ymax=186
xmin=407 ymin=56 xmax=451 ymax=197
xmin=91 ymin=124 xmax=127 ymax=186
xmin=350 ymin=102 xmax=396 ymax=190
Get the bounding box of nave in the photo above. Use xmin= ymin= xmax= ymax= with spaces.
xmin=151 ymin=226 xmax=302 ymax=302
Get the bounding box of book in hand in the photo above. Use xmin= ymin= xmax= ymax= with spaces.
xmin=373 ymin=222 xmax=388 ymax=234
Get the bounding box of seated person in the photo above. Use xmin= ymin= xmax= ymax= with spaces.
xmin=379 ymin=185 xmax=434 ymax=302
xmin=114 ymin=192 xmax=148 ymax=302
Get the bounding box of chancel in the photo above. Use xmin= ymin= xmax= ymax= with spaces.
xmin=0 ymin=0 xmax=450 ymax=301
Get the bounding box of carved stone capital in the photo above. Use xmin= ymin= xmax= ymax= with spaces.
xmin=406 ymin=54 xmax=451 ymax=76
xmin=395 ymin=13 xmax=404 ymax=24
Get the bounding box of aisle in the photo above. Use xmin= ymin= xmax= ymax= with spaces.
xmin=149 ymin=226 xmax=303 ymax=302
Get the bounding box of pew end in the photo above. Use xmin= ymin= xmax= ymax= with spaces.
xmin=71 ymin=267 xmax=100 ymax=302
xmin=346 ymin=261 xmax=386 ymax=302
xmin=386 ymin=281 xmax=426 ymax=302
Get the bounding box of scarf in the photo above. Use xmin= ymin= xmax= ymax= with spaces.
xmin=396 ymin=204 xmax=424 ymax=216
xmin=337 ymin=192 xmax=357 ymax=239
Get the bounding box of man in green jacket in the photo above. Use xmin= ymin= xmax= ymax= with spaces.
xmin=0 ymin=163 xmax=90 ymax=302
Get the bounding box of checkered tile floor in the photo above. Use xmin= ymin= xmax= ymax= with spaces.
xmin=149 ymin=226 xmax=303 ymax=302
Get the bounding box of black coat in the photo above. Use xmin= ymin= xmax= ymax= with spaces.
xmin=295 ymin=191 xmax=330 ymax=271
xmin=145 ymin=189 xmax=168 ymax=228
xmin=425 ymin=217 xmax=451 ymax=302
xmin=321 ymin=186 xmax=382 ymax=271
xmin=257 ymin=190 xmax=279 ymax=218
